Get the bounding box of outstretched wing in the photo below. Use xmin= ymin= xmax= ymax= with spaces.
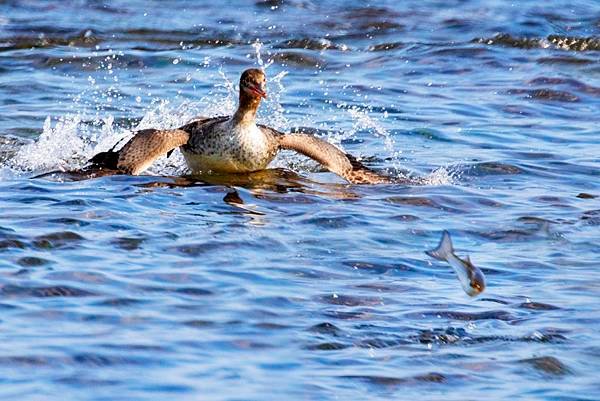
xmin=269 ymin=129 xmax=390 ymax=184
xmin=88 ymin=116 xmax=229 ymax=175
xmin=115 ymin=129 xmax=190 ymax=175
xmin=88 ymin=129 xmax=190 ymax=175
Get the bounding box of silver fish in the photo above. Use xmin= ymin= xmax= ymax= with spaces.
xmin=426 ymin=230 xmax=486 ymax=296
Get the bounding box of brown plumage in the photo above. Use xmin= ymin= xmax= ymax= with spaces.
xmin=277 ymin=132 xmax=390 ymax=184
xmin=88 ymin=68 xmax=391 ymax=184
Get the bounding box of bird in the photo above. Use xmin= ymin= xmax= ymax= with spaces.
xmin=88 ymin=68 xmax=390 ymax=184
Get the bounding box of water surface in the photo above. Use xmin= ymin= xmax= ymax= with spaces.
xmin=0 ymin=1 xmax=599 ymax=400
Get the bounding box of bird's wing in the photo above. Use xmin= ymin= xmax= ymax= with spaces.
xmin=88 ymin=117 xmax=229 ymax=175
xmin=266 ymin=128 xmax=390 ymax=184
xmin=178 ymin=116 xmax=229 ymax=136
xmin=115 ymin=129 xmax=190 ymax=175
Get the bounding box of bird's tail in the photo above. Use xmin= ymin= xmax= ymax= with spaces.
xmin=86 ymin=138 xmax=126 ymax=170
xmin=87 ymin=150 xmax=119 ymax=170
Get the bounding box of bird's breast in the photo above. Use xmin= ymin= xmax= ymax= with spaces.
xmin=182 ymin=123 xmax=276 ymax=173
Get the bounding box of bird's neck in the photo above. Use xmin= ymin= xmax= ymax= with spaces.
xmin=232 ymin=91 xmax=261 ymax=125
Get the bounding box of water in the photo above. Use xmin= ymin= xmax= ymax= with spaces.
xmin=0 ymin=1 xmax=599 ymax=399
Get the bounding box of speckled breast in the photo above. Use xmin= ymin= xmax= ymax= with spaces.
xmin=181 ymin=121 xmax=277 ymax=174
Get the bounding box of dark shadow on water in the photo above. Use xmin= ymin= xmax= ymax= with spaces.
xmin=30 ymin=167 xmax=420 ymax=202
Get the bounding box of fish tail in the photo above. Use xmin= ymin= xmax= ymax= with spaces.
xmin=425 ymin=230 xmax=454 ymax=261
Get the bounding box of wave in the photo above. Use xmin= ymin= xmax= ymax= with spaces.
xmin=475 ymin=34 xmax=600 ymax=52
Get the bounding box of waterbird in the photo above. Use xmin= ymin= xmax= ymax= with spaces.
xmin=88 ymin=68 xmax=390 ymax=184
xmin=426 ymin=230 xmax=486 ymax=296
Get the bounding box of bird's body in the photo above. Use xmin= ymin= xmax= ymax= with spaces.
xmin=179 ymin=117 xmax=278 ymax=174
xmin=88 ymin=69 xmax=390 ymax=184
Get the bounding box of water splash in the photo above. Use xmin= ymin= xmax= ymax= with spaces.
xmin=346 ymin=106 xmax=396 ymax=154
xmin=9 ymin=116 xmax=88 ymax=173
xmin=252 ymin=40 xmax=274 ymax=69
xmin=420 ymin=165 xmax=457 ymax=186
xmin=261 ymin=70 xmax=290 ymax=130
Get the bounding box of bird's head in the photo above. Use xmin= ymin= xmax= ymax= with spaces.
xmin=240 ymin=68 xmax=267 ymax=100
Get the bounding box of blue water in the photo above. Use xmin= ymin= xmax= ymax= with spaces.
xmin=0 ymin=1 xmax=599 ymax=400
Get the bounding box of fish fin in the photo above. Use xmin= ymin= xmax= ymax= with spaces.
xmin=425 ymin=230 xmax=454 ymax=261
xmin=465 ymin=255 xmax=472 ymax=264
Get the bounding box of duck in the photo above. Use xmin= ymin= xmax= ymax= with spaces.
xmin=88 ymin=68 xmax=390 ymax=184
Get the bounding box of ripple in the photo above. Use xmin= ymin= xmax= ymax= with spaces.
xmin=386 ymin=196 xmax=440 ymax=208
xmin=517 ymin=301 xmax=561 ymax=311
xmin=476 ymin=229 xmax=549 ymax=242
xmin=110 ymin=236 xmax=146 ymax=250
xmin=342 ymin=261 xmax=404 ymax=274
xmin=323 ymin=310 xmax=381 ymax=321
xmin=302 ymin=216 xmax=353 ymax=229
xmin=32 ymin=231 xmax=85 ymax=249
xmin=70 ymin=353 xmax=149 ymax=367
xmin=54 ymin=376 xmax=122 ymax=387
xmin=466 ymin=162 xmax=523 ymax=176
xmin=520 ymin=356 xmax=571 ymax=376
xmin=415 ymin=327 xmax=470 ymax=344
xmin=15 ymin=256 xmax=52 ymax=267
xmin=174 ymin=287 xmax=214 ymax=297
xmin=0 ymin=284 xmax=95 ymax=298
xmin=409 ymin=310 xmax=516 ymax=321
xmin=548 ymin=35 xmax=600 ymax=51
xmin=581 ymin=209 xmax=600 ymax=225
xmin=276 ymin=38 xmax=343 ymax=51
xmin=367 ymin=42 xmax=405 ymax=52
xmin=343 ymin=372 xmax=450 ymax=386
xmin=0 ymin=352 xmax=153 ymax=368
xmin=94 ymin=297 xmax=145 ymax=307
xmin=527 ymin=77 xmax=600 ymax=96
xmin=0 ymin=238 xmax=27 ymax=250
xmin=46 ymin=217 xmax=90 ymax=226
xmin=271 ymin=51 xmax=324 ymax=67
xmin=537 ymin=56 xmax=596 ymax=65
xmin=0 ymin=30 xmax=100 ymax=52
xmin=476 ymin=34 xmax=600 ymax=51
xmin=316 ymin=294 xmax=384 ymax=307
xmin=308 ymin=322 xmax=343 ymax=335
xmin=413 ymin=327 xmax=568 ymax=346
xmin=183 ymin=319 xmax=216 ymax=328
xmin=507 ymin=88 xmax=579 ymax=102
xmin=305 ymin=342 xmax=350 ymax=351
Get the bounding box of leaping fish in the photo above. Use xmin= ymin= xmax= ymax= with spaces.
xmin=426 ymin=230 xmax=486 ymax=297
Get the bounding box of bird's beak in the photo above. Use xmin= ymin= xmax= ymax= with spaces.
xmin=249 ymin=83 xmax=267 ymax=99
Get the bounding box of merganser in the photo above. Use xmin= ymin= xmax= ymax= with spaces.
xmin=89 ymin=69 xmax=389 ymax=184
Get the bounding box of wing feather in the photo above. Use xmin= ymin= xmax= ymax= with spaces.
xmin=276 ymin=132 xmax=390 ymax=184
xmin=115 ymin=129 xmax=190 ymax=175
